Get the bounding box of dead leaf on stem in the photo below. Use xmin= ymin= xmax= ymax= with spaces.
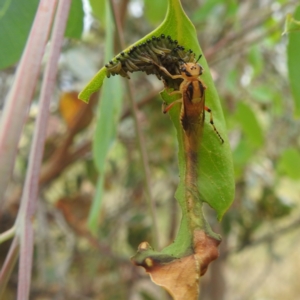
xmin=131 ymin=230 xmax=221 ymax=300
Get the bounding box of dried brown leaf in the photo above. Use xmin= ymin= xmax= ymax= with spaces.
xmin=132 ymin=230 xmax=221 ymax=300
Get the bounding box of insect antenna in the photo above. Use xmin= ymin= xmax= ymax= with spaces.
xmin=195 ymin=54 xmax=202 ymax=64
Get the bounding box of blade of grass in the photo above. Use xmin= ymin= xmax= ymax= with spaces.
xmin=16 ymin=0 xmax=72 ymax=298
xmin=88 ymin=0 xmax=123 ymax=232
xmin=0 ymin=0 xmax=58 ymax=203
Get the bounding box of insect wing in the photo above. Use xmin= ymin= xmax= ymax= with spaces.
xmin=180 ymin=80 xmax=205 ymax=134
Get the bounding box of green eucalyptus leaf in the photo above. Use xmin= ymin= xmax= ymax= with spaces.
xmin=287 ymin=6 xmax=300 ymax=116
xmin=88 ymin=0 xmax=123 ymax=232
xmin=92 ymin=75 xmax=123 ymax=174
xmin=236 ymin=102 xmax=264 ymax=148
xmin=79 ymin=0 xmax=200 ymax=102
xmin=89 ymin=0 xmax=106 ymax=24
xmin=277 ymin=148 xmax=300 ymax=179
xmin=144 ymin=0 xmax=167 ymax=25
xmin=65 ymin=0 xmax=84 ymax=39
xmin=0 ymin=0 xmax=39 ymax=69
xmin=82 ymin=0 xmax=235 ymax=245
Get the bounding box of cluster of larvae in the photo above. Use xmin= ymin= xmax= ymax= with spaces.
xmin=105 ymin=34 xmax=196 ymax=90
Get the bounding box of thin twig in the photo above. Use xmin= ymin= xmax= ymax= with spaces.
xmin=16 ymin=0 xmax=71 ymax=298
xmin=109 ymin=0 xmax=159 ymax=249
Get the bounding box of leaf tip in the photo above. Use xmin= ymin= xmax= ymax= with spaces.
xmin=78 ymin=90 xmax=90 ymax=103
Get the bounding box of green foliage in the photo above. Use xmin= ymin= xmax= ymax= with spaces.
xmin=283 ymin=12 xmax=300 ymax=34
xmin=225 ymin=69 xmax=239 ymax=94
xmin=257 ymin=187 xmax=293 ymax=219
xmin=235 ymin=102 xmax=264 ymax=148
xmin=248 ymin=85 xmax=274 ymax=104
xmin=88 ymin=1 xmax=123 ymax=232
xmin=191 ymin=0 xmax=223 ymax=23
xmin=92 ymin=75 xmax=123 ymax=174
xmin=192 ymin=0 xmax=237 ymax=24
xmin=248 ymin=45 xmax=263 ymax=77
xmin=64 ymin=0 xmax=84 ymax=39
xmin=0 ymin=0 xmax=83 ymax=70
xmin=80 ymin=0 xmax=234 ymax=253
xmin=79 ymin=0 xmax=201 ymax=102
xmin=144 ymin=0 xmax=168 ymax=24
xmin=232 ymin=139 xmax=252 ymax=178
xmin=0 ymin=0 xmax=39 ymax=69
xmin=287 ymin=6 xmax=300 ymax=116
xmin=277 ymin=148 xmax=300 ymax=179
xmin=89 ymin=0 xmax=106 ymax=25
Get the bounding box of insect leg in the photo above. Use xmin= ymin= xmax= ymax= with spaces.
xmin=162 ymin=98 xmax=182 ymax=114
xmin=204 ymin=106 xmax=224 ymax=143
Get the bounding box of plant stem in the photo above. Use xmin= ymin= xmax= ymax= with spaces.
xmin=0 ymin=0 xmax=58 ymax=204
xmin=16 ymin=0 xmax=71 ymax=298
